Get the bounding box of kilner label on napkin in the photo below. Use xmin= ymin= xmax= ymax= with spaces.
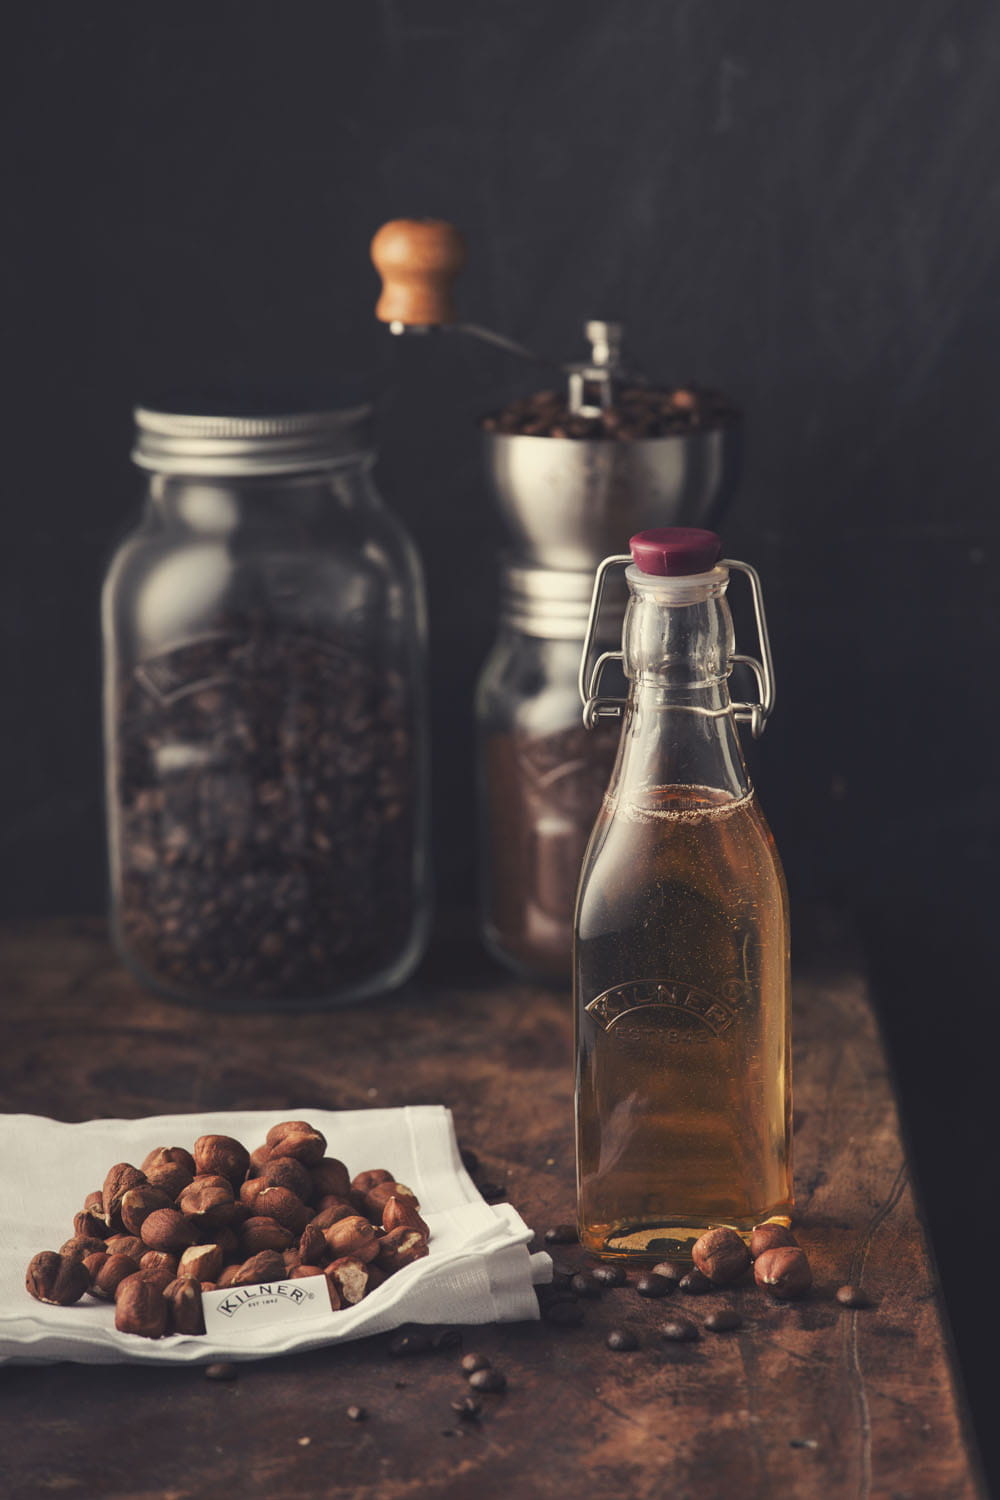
xmin=202 ymin=1276 xmax=333 ymax=1337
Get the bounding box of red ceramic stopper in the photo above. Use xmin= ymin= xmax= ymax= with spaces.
xmin=629 ymin=527 xmax=722 ymax=576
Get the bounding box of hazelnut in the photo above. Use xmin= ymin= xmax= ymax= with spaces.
xmin=217 ymin=1265 xmax=240 ymax=1289
xmin=375 ymin=1227 xmax=429 ymax=1274
xmin=292 ymin=1264 xmax=326 ymax=1282
xmin=363 ymin=1180 xmax=419 ymax=1219
xmin=754 ymin=1246 xmax=812 ymax=1300
xmin=141 ymin=1145 xmax=196 ymax=1177
xmin=351 ymin=1168 xmax=394 ymax=1196
xmin=691 ymin=1227 xmax=751 ymax=1285
xmin=252 ymin=1186 xmax=310 ymax=1235
xmin=200 ymin=1281 xmax=218 ymax=1294
xmin=140 ymin=1209 xmax=196 ymax=1254
xmin=163 ymin=1276 xmax=205 ymax=1335
xmin=310 ymin=1158 xmax=351 ymax=1200
xmin=282 ymin=1249 xmax=304 ymax=1272
xmin=102 ymin=1163 xmax=147 ymax=1227
xmin=248 ymin=1144 xmax=270 ymax=1175
xmin=84 ymin=1190 xmax=105 ymax=1216
xmin=177 ymin=1176 xmax=236 ymax=1233
xmin=86 ymin=1252 xmax=140 ymax=1301
xmin=139 ymin=1250 xmax=178 ymax=1276
xmin=750 ymin=1222 xmax=798 ymax=1257
xmin=265 ymin=1123 xmax=326 ymax=1167
xmin=323 ymin=1215 xmax=380 ymax=1264
xmin=381 ymin=1196 xmax=429 ymax=1237
xmin=256 ymin=1157 xmax=312 ymax=1201
xmin=216 ymin=1226 xmax=241 ymax=1259
xmin=178 ymin=1244 xmax=224 ymax=1282
xmin=106 ymin=1235 xmax=145 ymax=1261
xmin=325 ymin=1256 xmax=370 ymax=1306
xmin=25 ymin=1251 xmax=90 ymax=1306
xmin=193 ymin=1135 xmax=251 ymax=1188
xmin=114 ymin=1274 xmax=167 ymax=1338
xmin=73 ymin=1210 xmax=108 ymax=1241
xmin=60 ymin=1236 xmax=107 ymax=1261
xmin=310 ymin=1199 xmax=354 ymax=1228
xmin=298 ymin=1224 xmax=328 ymax=1266
xmin=231 ymin=1251 xmax=286 ymax=1286
xmin=241 ymin=1217 xmax=294 ymax=1255
xmin=120 ymin=1185 xmax=173 ymax=1236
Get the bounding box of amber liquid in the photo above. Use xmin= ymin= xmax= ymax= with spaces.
xmin=575 ymin=784 xmax=791 ymax=1261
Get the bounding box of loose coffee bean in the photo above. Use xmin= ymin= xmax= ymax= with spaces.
xmin=430 ymin=1326 xmax=462 ymax=1350
xmin=468 ymin=1368 xmax=507 ymax=1394
xmin=835 ymin=1285 xmax=870 ymax=1308
xmin=451 ymin=1395 xmax=483 ymax=1420
xmin=592 ymin=1265 xmax=627 ymax=1287
xmin=678 ymin=1269 xmax=713 ymax=1294
xmin=482 ymin=385 xmax=737 ymax=442
xmin=479 ymin=1183 xmax=506 ymax=1204
xmin=204 ymin=1362 xmax=238 ymax=1381
xmin=544 ymin=1223 xmax=578 ymax=1245
xmin=704 ymin=1310 xmax=742 ymax=1332
xmin=388 ymin=1330 xmax=433 ymax=1357
xmin=544 ymin=1298 xmax=585 ymax=1326
xmin=346 ymin=1405 xmax=367 ymax=1422
xmin=570 ymin=1272 xmax=602 ymax=1299
xmin=460 ymin=1352 xmax=491 ymax=1374
xmin=636 ymin=1273 xmax=672 ymax=1298
xmin=661 ymin=1317 xmax=700 ymax=1343
xmin=650 ymin=1260 xmax=687 ymax=1283
xmin=606 ymin=1328 xmax=638 ymax=1351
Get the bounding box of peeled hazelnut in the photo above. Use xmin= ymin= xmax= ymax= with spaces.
xmin=193 ymin=1135 xmax=251 ymax=1188
xmin=87 ymin=1252 xmax=140 ymax=1301
xmin=750 ymin=1222 xmax=798 ymax=1258
xmin=754 ymin=1246 xmax=812 ymax=1300
xmin=364 ymin=1180 xmax=419 ymax=1219
xmin=323 ymin=1215 xmax=380 ymax=1264
xmin=231 ymin=1251 xmax=286 ymax=1286
xmin=26 ymin=1251 xmax=90 ymax=1306
xmin=178 ymin=1176 xmax=236 ymax=1232
xmin=376 ymin=1227 xmax=429 ymax=1274
xmin=325 ymin=1256 xmax=370 ymax=1305
xmin=73 ymin=1210 xmax=108 ymax=1241
xmin=60 ymin=1236 xmax=107 ymax=1261
xmin=311 ymin=1199 xmax=354 ymax=1228
xmin=106 ymin=1234 xmax=145 ymax=1261
xmin=102 ymin=1163 xmax=147 ymax=1227
xmin=241 ymin=1217 xmax=294 ymax=1255
xmin=178 ymin=1244 xmax=223 ymax=1282
xmin=140 ymin=1209 xmax=195 ymax=1254
xmin=382 ymin=1196 xmax=429 ymax=1237
xmin=120 ymin=1185 xmax=173 ymax=1236
xmin=298 ymin=1224 xmax=328 ymax=1266
xmin=115 ymin=1273 xmax=167 ymax=1338
xmin=163 ymin=1275 xmax=205 ymax=1335
xmin=692 ymin=1227 xmax=751 ymax=1285
xmin=140 ymin=1250 xmax=178 ymax=1276
xmin=256 ymin=1157 xmax=312 ymax=1201
xmin=253 ymin=1186 xmax=310 ymax=1235
xmin=310 ymin=1158 xmax=351 ymax=1201
xmin=351 ymin=1169 xmax=394 ymax=1196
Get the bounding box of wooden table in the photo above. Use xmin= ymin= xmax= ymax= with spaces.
xmin=0 ymin=917 xmax=983 ymax=1500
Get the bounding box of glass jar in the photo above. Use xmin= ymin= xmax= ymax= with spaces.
xmin=103 ymin=403 xmax=430 ymax=1008
xmin=477 ymin=565 xmax=622 ymax=983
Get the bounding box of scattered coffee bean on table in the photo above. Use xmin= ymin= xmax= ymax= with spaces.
xmin=346 ymin=1405 xmax=367 ymax=1422
xmin=678 ymin=1269 xmax=713 ymax=1294
xmin=452 ymin=1396 xmax=483 ymax=1420
xmin=388 ymin=1330 xmax=433 ymax=1357
xmin=661 ymin=1317 xmax=700 ymax=1343
xmin=468 ymin=1368 xmax=507 ymax=1394
xmin=544 ymin=1224 xmax=579 ymax=1245
xmin=570 ymin=1271 xmax=602 ymax=1299
xmin=461 ymin=1352 xmax=491 ymax=1374
xmin=704 ymin=1310 xmax=742 ymax=1332
xmin=592 ymin=1265 xmax=627 ymax=1288
xmin=479 ymin=1183 xmax=506 ymax=1204
xmin=204 ymin=1362 xmax=238 ymax=1381
xmin=606 ymin=1328 xmax=639 ymax=1352
xmin=650 ymin=1260 xmax=687 ymax=1283
xmin=636 ymin=1273 xmax=673 ymax=1298
xmin=835 ymin=1285 xmax=871 ymax=1308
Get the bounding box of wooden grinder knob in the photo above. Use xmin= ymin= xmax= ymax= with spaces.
xmin=371 ymin=219 xmax=466 ymax=326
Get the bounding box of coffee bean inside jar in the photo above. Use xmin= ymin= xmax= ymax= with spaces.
xmin=105 ymin=405 xmax=430 ymax=1007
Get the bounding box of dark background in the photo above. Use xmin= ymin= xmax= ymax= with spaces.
xmin=3 ymin=1 xmax=998 ymax=1479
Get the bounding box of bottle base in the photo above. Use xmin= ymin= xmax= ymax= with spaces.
xmin=581 ymin=1205 xmax=793 ymax=1263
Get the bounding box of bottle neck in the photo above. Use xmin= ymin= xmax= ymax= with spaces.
xmin=607 ymin=567 xmax=750 ymax=807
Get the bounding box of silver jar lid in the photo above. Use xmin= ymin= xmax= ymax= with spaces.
xmin=499 ymin=562 xmax=624 ymax=640
xmin=132 ymin=404 xmax=374 ymax=476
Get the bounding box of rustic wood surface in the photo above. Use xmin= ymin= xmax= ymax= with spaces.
xmin=0 ymin=917 xmax=983 ymax=1500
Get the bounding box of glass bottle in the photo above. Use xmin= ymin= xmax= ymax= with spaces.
xmin=476 ymin=564 xmax=622 ymax=983
xmin=103 ymin=403 xmax=430 ymax=1008
xmin=574 ymin=527 xmax=791 ymax=1260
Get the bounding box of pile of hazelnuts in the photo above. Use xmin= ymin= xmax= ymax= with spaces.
xmin=24 ymin=1119 xmax=429 ymax=1339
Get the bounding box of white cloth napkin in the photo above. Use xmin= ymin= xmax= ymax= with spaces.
xmin=0 ymin=1105 xmax=551 ymax=1365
